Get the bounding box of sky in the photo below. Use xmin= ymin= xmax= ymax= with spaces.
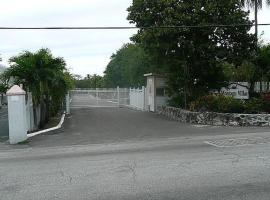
xmin=0 ymin=0 xmax=269 ymax=77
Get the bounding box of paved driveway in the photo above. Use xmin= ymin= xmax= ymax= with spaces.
xmin=28 ymin=107 xmax=269 ymax=147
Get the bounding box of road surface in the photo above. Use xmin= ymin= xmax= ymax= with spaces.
xmin=1 ymin=107 xmax=270 ymax=199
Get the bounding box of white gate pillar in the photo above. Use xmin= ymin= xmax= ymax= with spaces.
xmin=6 ymin=85 xmax=27 ymax=144
xmin=142 ymin=86 xmax=145 ymax=111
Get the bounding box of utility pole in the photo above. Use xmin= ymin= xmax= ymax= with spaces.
xmin=254 ymin=0 xmax=258 ymax=47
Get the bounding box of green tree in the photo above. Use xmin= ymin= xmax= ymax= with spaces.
xmin=74 ymin=74 xmax=104 ymax=88
xmin=128 ymin=0 xmax=256 ymax=106
xmin=257 ymin=44 xmax=270 ymax=79
xmin=3 ymin=48 xmax=74 ymax=127
xmin=104 ymin=43 xmax=153 ymax=87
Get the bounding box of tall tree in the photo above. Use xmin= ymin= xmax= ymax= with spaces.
xmin=74 ymin=74 xmax=104 ymax=88
xmin=3 ymin=48 xmax=74 ymax=127
xmin=128 ymin=0 xmax=256 ymax=106
xmin=240 ymin=0 xmax=270 ymax=43
xmin=104 ymin=43 xmax=153 ymax=87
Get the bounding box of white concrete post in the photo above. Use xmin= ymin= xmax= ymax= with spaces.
xmin=117 ymin=86 xmax=120 ymax=107
xmin=142 ymin=86 xmax=145 ymax=111
xmin=65 ymin=92 xmax=70 ymax=114
xmin=6 ymin=85 xmax=28 ymax=144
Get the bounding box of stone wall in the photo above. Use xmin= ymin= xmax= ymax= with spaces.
xmin=158 ymin=106 xmax=270 ymax=127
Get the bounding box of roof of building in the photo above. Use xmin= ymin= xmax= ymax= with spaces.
xmin=144 ymin=73 xmax=166 ymax=78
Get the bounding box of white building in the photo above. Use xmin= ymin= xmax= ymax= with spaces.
xmin=144 ymin=73 xmax=169 ymax=112
xmin=220 ymin=82 xmax=249 ymax=100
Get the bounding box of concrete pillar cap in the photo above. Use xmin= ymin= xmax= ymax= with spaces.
xmin=6 ymin=85 xmax=26 ymax=96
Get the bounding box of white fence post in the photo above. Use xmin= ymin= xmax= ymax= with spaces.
xmin=6 ymin=85 xmax=28 ymax=144
xmin=142 ymin=86 xmax=145 ymax=111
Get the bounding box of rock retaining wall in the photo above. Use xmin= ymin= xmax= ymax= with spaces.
xmin=158 ymin=106 xmax=270 ymax=127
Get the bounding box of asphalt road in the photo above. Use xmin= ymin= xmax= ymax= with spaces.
xmin=25 ymin=107 xmax=269 ymax=148
xmin=1 ymin=107 xmax=270 ymax=199
xmin=1 ymin=132 xmax=270 ymax=200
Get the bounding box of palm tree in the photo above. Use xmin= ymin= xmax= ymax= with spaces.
xmin=240 ymin=0 xmax=270 ymax=43
xmin=3 ymin=48 xmax=74 ymax=127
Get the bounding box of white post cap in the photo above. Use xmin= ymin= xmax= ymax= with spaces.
xmin=6 ymin=85 xmax=26 ymax=96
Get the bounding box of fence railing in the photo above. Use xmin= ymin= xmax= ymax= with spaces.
xmin=254 ymin=82 xmax=270 ymax=93
xmin=129 ymin=87 xmax=145 ymax=111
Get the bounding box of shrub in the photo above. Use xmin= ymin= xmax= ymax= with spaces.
xmin=191 ymin=95 xmax=270 ymax=114
xmin=262 ymin=100 xmax=270 ymax=113
xmin=191 ymin=95 xmax=245 ymax=113
xmin=243 ymin=98 xmax=263 ymax=114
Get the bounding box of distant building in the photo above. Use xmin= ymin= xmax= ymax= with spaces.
xmin=220 ymin=82 xmax=249 ymax=100
xmin=144 ymin=73 xmax=169 ymax=112
xmin=0 ymin=64 xmax=6 ymax=74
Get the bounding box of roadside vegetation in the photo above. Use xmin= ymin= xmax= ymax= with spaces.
xmin=2 ymin=0 xmax=270 ymax=115
xmin=0 ymin=48 xmax=74 ymax=128
xmin=72 ymin=0 xmax=270 ymax=113
xmin=99 ymin=0 xmax=270 ymax=114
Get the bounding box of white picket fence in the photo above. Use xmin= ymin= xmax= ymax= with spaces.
xmin=254 ymin=82 xmax=270 ymax=93
xmin=129 ymin=87 xmax=146 ymax=111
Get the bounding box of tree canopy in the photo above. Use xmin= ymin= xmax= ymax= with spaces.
xmin=74 ymin=74 xmax=104 ymax=88
xmin=104 ymin=43 xmax=153 ymax=87
xmin=1 ymin=48 xmax=74 ymax=125
xmin=127 ymin=0 xmax=256 ymax=105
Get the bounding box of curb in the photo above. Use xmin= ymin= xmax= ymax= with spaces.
xmin=27 ymin=113 xmax=66 ymax=138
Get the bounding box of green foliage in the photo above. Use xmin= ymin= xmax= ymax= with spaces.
xmin=222 ymin=44 xmax=270 ymax=94
xmin=2 ymin=48 xmax=74 ymax=126
xmin=244 ymin=98 xmax=263 ymax=113
xmin=0 ymin=83 xmax=8 ymax=94
xmin=191 ymin=95 xmax=270 ymax=114
xmin=191 ymin=95 xmax=245 ymax=113
xmin=257 ymin=44 xmax=270 ymax=81
xmin=104 ymin=43 xmax=153 ymax=87
xmin=128 ymin=0 xmax=256 ymax=107
xmin=74 ymin=74 xmax=104 ymax=88
xmin=222 ymin=61 xmax=257 ymax=82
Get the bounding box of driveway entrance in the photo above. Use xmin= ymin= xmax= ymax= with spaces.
xmin=28 ymin=106 xmax=269 ymax=148
xmin=70 ymin=88 xmax=129 ymax=108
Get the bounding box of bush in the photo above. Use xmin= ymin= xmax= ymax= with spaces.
xmin=191 ymin=95 xmax=246 ymax=113
xmin=192 ymin=95 xmax=270 ymax=114
xmin=262 ymin=101 xmax=270 ymax=113
xmin=168 ymin=94 xmax=186 ymax=108
xmin=243 ymin=98 xmax=263 ymax=114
